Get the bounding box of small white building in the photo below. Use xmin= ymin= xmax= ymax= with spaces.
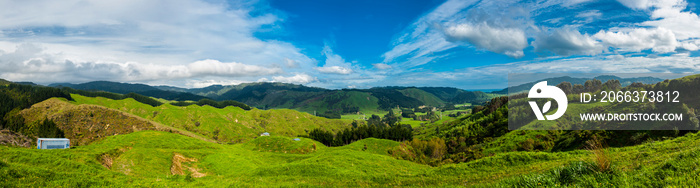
xmin=37 ymin=138 xmax=70 ymax=149
xmin=260 ymin=132 xmax=270 ymax=136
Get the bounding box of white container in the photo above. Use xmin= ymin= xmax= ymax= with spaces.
xmin=37 ymin=138 xmax=70 ymax=149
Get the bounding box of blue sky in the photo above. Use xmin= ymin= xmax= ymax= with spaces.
xmin=0 ymin=0 xmax=699 ymax=89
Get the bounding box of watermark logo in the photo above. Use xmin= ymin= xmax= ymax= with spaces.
xmin=528 ymin=81 xmax=568 ymax=120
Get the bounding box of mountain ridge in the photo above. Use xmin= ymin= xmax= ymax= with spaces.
xmin=50 ymin=81 xmax=496 ymax=115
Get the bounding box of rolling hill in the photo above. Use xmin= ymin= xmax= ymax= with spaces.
xmin=53 ymin=81 xmax=498 ymax=115
xmin=1 ymin=75 xmax=700 ymax=186
xmin=1 ymin=128 xmax=699 ymax=187
xmin=68 ymin=94 xmax=351 ymax=143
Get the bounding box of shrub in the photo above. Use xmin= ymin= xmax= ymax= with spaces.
xmin=586 ymin=136 xmax=611 ymax=173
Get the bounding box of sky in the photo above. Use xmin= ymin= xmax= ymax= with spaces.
xmin=0 ymin=0 xmax=699 ymax=90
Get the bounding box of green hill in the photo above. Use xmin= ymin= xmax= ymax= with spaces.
xmin=1 ymin=130 xmax=699 ymax=187
xmin=69 ymin=94 xmax=351 ymax=143
xmin=297 ymin=90 xmax=380 ymax=114
xmin=18 ymin=98 xmax=214 ymax=146
xmin=412 ymin=74 xmax=700 ymax=164
xmin=399 ymin=88 xmax=445 ymax=107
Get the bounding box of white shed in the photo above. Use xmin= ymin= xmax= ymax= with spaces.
xmin=37 ymin=138 xmax=70 ymax=149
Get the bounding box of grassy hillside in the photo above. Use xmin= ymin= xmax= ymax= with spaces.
xmin=297 ymin=90 xmax=380 ymax=114
xmin=18 ymin=98 xmax=214 ymax=146
xmin=69 ymin=94 xmax=351 ymax=143
xmin=0 ymin=78 xmax=12 ymax=86
xmin=1 ymin=130 xmax=699 ymax=187
xmin=399 ymin=88 xmax=445 ymax=107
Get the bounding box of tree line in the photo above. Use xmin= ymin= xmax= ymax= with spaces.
xmin=62 ymin=87 xmax=163 ymax=107
xmin=0 ymin=84 xmax=69 ymax=138
xmin=306 ymin=111 xmax=413 ymax=146
xmin=170 ymin=99 xmax=252 ymax=110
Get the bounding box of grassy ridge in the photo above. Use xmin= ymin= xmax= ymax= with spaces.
xmin=69 ymin=94 xmax=351 ymax=143
xmin=18 ymin=97 xmax=215 ymax=146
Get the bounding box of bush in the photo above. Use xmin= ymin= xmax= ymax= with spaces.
xmin=586 ymin=136 xmax=611 ymax=173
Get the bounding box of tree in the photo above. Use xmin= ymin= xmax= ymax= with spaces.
xmin=367 ymin=115 xmax=383 ymax=127
xmin=556 ymin=82 xmax=573 ymax=94
xmin=584 ymin=79 xmax=603 ymax=92
xmin=382 ymin=110 xmax=401 ymax=126
xmin=37 ymin=118 xmax=64 ymax=138
xmin=602 ymin=79 xmax=621 ymax=91
xmin=401 ymin=108 xmax=416 ymax=119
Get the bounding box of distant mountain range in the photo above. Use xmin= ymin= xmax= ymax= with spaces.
xmin=493 ymin=75 xmax=665 ymax=94
xmin=6 ymin=74 xmax=669 ymax=115
xmin=48 ymin=81 xmax=496 ymax=114
xmin=49 ymin=81 xmax=208 ymax=101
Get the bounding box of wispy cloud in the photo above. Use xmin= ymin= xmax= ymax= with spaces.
xmin=372 ymin=63 xmax=392 ymax=70
xmin=315 ymin=44 xmax=355 ymax=75
xmin=381 ymin=0 xmax=477 ymax=68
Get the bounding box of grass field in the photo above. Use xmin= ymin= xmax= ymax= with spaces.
xmin=2 ymin=130 xmax=699 ymax=187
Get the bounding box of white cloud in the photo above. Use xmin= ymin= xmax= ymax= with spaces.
xmin=0 ymin=0 xmax=313 ymax=86
xmin=0 ymin=43 xmax=281 ymax=84
xmin=576 ymin=10 xmax=602 ymax=23
xmin=641 ymin=1 xmax=700 ymax=40
xmin=186 ymin=79 xmax=248 ymax=88
xmin=562 ymin=0 xmax=595 ymax=7
xmin=533 ymin=29 xmax=603 ymax=56
xmin=284 ymin=58 xmax=299 ymax=68
xmin=271 ymin=73 xmax=317 ymax=84
xmin=315 ymin=44 xmax=354 ymax=74
xmin=372 ymin=63 xmax=392 ymax=70
xmin=593 ymin=27 xmax=678 ymax=53
xmin=444 ymin=22 xmax=528 ymax=58
xmin=315 ymin=66 xmax=353 ymax=75
xmin=617 ymin=0 xmax=700 ymax=40
xmin=186 ymin=59 xmax=282 ymax=77
xmin=617 ymin=0 xmax=656 ymax=10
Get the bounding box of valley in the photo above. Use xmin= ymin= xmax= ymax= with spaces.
xmin=1 ymin=75 xmax=700 ymax=187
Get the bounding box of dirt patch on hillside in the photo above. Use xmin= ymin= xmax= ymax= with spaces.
xmin=0 ymin=129 xmax=32 ymax=147
xmin=171 ymin=153 xmax=206 ymax=178
xmin=98 ymin=147 xmax=131 ymax=169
